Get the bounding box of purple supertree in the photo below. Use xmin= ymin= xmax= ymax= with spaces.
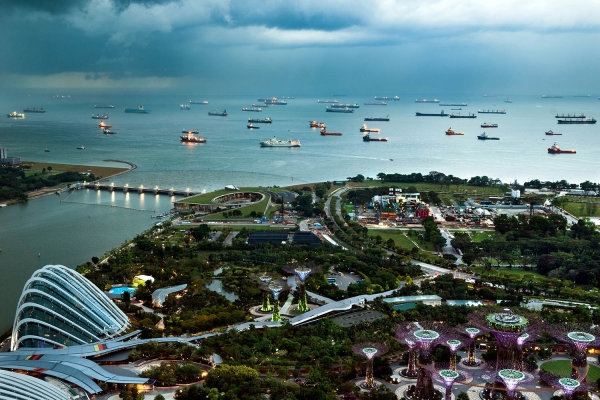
xmin=557 ymin=378 xmax=584 ymax=400
xmin=469 ymin=308 xmax=544 ymax=371
xmin=514 ymin=332 xmax=537 ymax=371
xmin=443 ymin=339 xmax=462 ymax=371
xmin=462 ymin=326 xmax=487 ymax=366
xmin=351 ymin=342 xmax=389 ymax=389
xmin=395 ymin=323 xmax=418 ymax=378
xmin=496 ymin=369 xmax=527 ymax=400
xmin=436 ymin=369 xmax=460 ymax=400
xmin=283 ymin=263 xmax=319 ymax=312
xmin=547 ymin=323 xmax=600 ymax=381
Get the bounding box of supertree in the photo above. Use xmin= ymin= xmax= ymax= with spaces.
xmin=556 ymin=378 xmax=584 ymax=400
xmin=436 ymin=370 xmax=459 ymax=400
xmin=547 ymin=323 xmax=600 ymax=381
xmin=462 ymin=327 xmax=486 ymax=366
xmin=259 ymin=275 xmax=272 ymax=312
xmin=268 ymin=283 xmax=286 ymax=322
xmin=352 ymin=342 xmax=389 ymax=389
xmin=443 ymin=339 xmax=462 ymax=371
xmin=514 ymin=332 xmax=537 ymax=371
xmin=283 ymin=263 xmax=319 ymax=312
xmin=468 ymin=308 xmax=544 ymax=371
xmin=395 ymin=324 xmax=419 ymax=378
xmin=496 ymin=369 xmax=527 ymax=400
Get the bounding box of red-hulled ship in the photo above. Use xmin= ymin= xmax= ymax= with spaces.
xmin=548 ymin=142 xmax=575 ymax=154
xmin=445 ymin=127 xmax=464 ymax=136
xmin=320 ymin=128 xmax=342 ymax=136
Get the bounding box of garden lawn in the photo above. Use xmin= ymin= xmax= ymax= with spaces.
xmin=23 ymin=162 xmax=128 ymax=179
xmin=562 ymin=201 xmax=600 ymax=217
xmin=368 ymin=229 xmax=437 ymax=252
xmin=202 ymin=196 xmax=271 ymax=221
xmin=540 ymin=360 xmax=600 ymax=384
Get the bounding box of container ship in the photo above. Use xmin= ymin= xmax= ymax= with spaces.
xmin=555 ymin=113 xmax=585 ymax=119
xmin=360 ymin=124 xmax=380 ymax=132
xmin=94 ymin=105 xmax=115 ymax=109
xmin=545 ymin=130 xmax=562 ymax=136
xmin=326 ymin=107 xmax=353 ymax=113
xmin=557 ymin=117 xmax=596 ymax=124
xmin=190 ymin=100 xmax=209 ymax=104
xmin=249 ymin=117 xmax=272 ymax=123
xmin=439 ymin=102 xmax=467 ymax=106
xmin=481 ymin=123 xmax=498 ymax=128
xmin=477 ymin=132 xmax=500 ymax=140
xmin=320 ymin=129 xmax=342 ymax=136
xmin=548 ymin=143 xmax=575 ymax=153
xmin=264 ymin=99 xmax=287 ymax=105
xmin=364 ymin=116 xmax=389 ymax=121
xmin=450 ymin=112 xmax=477 ymax=118
xmin=445 ymin=128 xmax=464 ymax=136
xmin=23 ymin=107 xmax=46 ymax=113
xmin=478 ymin=109 xmax=506 ymax=114
xmin=542 ymin=95 xmax=563 ymax=98
xmin=362 ymin=133 xmax=388 ymax=141
xmin=260 ymin=137 xmax=301 ymax=147
xmin=309 ymin=120 xmax=326 ymax=128
xmin=331 ymin=103 xmax=360 ymax=108
xmin=364 ymin=102 xmax=387 ymax=105
xmin=92 ymin=113 xmax=109 ymax=119
xmin=181 ymin=132 xmax=206 ymax=143
xmin=208 ymin=109 xmax=227 ymax=116
xmin=317 ymin=100 xmax=339 ymax=103
xmin=374 ymin=96 xmax=399 ymax=101
xmin=125 ymin=106 xmax=150 ymax=114
xmin=416 ymin=111 xmax=448 ymax=116
xmin=415 ymin=99 xmax=440 ymax=103
xmin=242 ymin=107 xmax=262 ymax=112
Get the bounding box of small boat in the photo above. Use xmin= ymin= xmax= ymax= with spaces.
xmin=180 ymin=104 xmax=191 ymax=110
xmin=545 ymin=130 xmax=562 ymax=135
xmin=309 ymin=120 xmax=326 ymax=128
xmin=247 ymin=123 xmax=260 ymax=129
xmin=320 ymin=129 xmax=342 ymax=136
xmin=77 ymin=145 xmax=85 ymax=149
xmin=92 ymin=114 xmax=109 ymax=119
xmin=7 ymin=111 xmax=25 ymax=118
xmin=182 ymin=129 xmax=199 ymax=134
xmin=208 ymin=109 xmax=227 ymax=116
xmin=481 ymin=123 xmax=498 ymax=128
xmin=260 ymin=137 xmax=301 ymax=147
xmin=44 ymin=148 xmax=50 ymax=152
xmin=103 ymin=128 xmax=116 ymax=134
xmin=360 ymin=124 xmax=380 ymax=132
xmin=477 ymin=132 xmax=499 ymax=140
xmin=504 ymin=98 xmax=513 ymax=103
xmin=181 ymin=132 xmax=206 ymax=143
xmin=362 ymin=133 xmax=388 ymax=141
xmin=445 ymin=128 xmax=464 ymax=136
xmin=548 ymin=142 xmax=575 ymax=154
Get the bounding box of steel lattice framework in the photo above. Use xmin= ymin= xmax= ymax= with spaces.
xmin=547 ymin=323 xmax=600 ymax=383
xmin=283 ymin=263 xmax=320 ymax=313
xmin=352 ymin=342 xmax=389 ymax=389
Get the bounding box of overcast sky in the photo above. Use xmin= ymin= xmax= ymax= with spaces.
xmin=2 ymin=0 xmax=600 ymax=95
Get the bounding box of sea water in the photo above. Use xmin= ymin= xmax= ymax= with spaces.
xmin=0 ymin=90 xmax=599 ymax=332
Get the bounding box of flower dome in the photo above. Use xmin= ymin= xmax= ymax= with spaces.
xmin=11 ymin=265 xmax=130 ymax=350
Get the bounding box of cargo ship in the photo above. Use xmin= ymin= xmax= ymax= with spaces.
xmin=94 ymin=105 xmax=115 ymax=109
xmin=125 ymin=106 xmax=150 ymax=114
xmin=542 ymin=95 xmax=563 ymax=98
xmin=331 ymin=103 xmax=360 ymax=108
xmin=326 ymin=107 xmax=353 ymax=113
xmin=545 ymin=130 xmax=562 ymax=135
xmin=23 ymin=107 xmax=46 ymax=113
xmin=555 ymin=113 xmax=585 ymax=119
xmin=450 ymin=112 xmax=477 ymax=118
xmin=253 ymin=103 xmax=266 ymax=108
xmin=249 ymin=117 xmax=272 ymax=123
xmin=548 ymin=142 xmax=575 ymax=154
xmin=182 ymin=129 xmax=199 ymax=134
xmin=416 ymin=111 xmax=448 ymax=116
xmin=477 ymin=132 xmax=499 ymax=140
xmin=181 ymin=132 xmax=206 ymax=143
xmin=102 ymin=128 xmax=116 ymax=135
xmin=445 ymin=128 xmax=464 ymax=136
xmin=242 ymin=107 xmax=262 ymax=112
xmin=7 ymin=111 xmax=25 ymax=118
xmin=439 ymin=102 xmax=467 ymax=106
xmin=557 ymin=117 xmax=596 ymax=124
xmin=208 ymin=109 xmax=227 ymax=116
xmin=309 ymin=120 xmax=326 ymax=128
xmin=247 ymin=124 xmax=259 ymax=129
xmin=258 ymin=97 xmax=276 ymax=102
xmin=320 ymin=129 xmax=342 ymax=136
xmin=264 ymin=99 xmax=287 ymax=105
xmin=415 ymin=99 xmax=440 ymax=103
xmin=481 ymin=123 xmax=498 ymax=128
xmin=362 ymin=133 xmax=388 ymax=141
xmin=317 ymin=100 xmax=339 ymax=103
xmin=478 ymin=109 xmax=506 ymax=114
xmin=364 ymin=102 xmax=387 ymax=105
xmin=92 ymin=113 xmax=108 ymax=119
xmin=364 ymin=116 xmax=389 ymax=121
xmin=99 ymin=121 xmax=112 ymax=128
xmin=374 ymin=96 xmax=399 ymax=101
xmin=260 ymin=137 xmax=301 ymax=147
xmin=190 ymin=100 xmax=209 ymax=104
xmin=360 ymin=124 xmax=380 ymax=132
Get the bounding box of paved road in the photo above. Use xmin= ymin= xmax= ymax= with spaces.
xmin=223 ymin=231 xmax=239 ymax=246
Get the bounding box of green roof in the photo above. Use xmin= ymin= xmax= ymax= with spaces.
xmin=383 ymin=295 xmax=442 ymax=304
xmin=393 ymin=303 xmax=416 ymax=311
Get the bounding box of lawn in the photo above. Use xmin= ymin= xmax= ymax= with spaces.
xmin=342 ymin=181 xmax=507 ymax=196
xmin=202 ymin=195 xmax=272 ymax=221
xmin=474 ymin=266 xmax=546 ymax=280
xmin=540 ymin=360 xmax=600 ymax=384
xmin=177 ymin=187 xmax=280 ymax=204
xmin=23 ymin=162 xmax=129 ymax=180
xmin=368 ymin=229 xmax=437 ymax=252
xmin=562 ymin=201 xmax=600 ymax=217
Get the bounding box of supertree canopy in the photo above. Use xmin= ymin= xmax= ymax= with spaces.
xmin=547 ymin=323 xmax=600 ymax=381
xmin=283 ymin=263 xmax=319 ymax=313
xmin=437 ymin=370 xmax=460 ymax=400
xmin=462 ymin=327 xmax=486 ymax=366
xmin=469 ymin=308 xmax=544 ymax=370
xmin=258 ymin=275 xmax=273 ymax=312
xmin=351 ymin=342 xmax=389 ymax=389
xmin=443 ymin=339 xmax=462 ymax=371
xmin=558 ymin=378 xmax=583 ymax=400
xmin=497 ymin=369 xmax=526 ymax=400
